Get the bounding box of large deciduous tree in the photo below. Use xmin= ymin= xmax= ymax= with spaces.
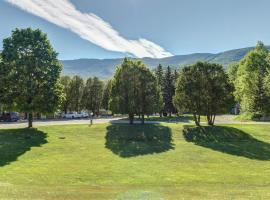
xmin=110 ymin=58 xmax=161 ymax=124
xmin=1 ymin=28 xmax=63 ymax=128
xmin=234 ymin=42 xmax=270 ymax=116
xmin=173 ymin=62 xmax=233 ymax=126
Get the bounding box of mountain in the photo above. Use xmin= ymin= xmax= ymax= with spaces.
xmin=61 ymin=46 xmax=267 ymax=79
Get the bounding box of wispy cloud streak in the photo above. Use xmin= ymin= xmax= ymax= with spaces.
xmin=6 ymin=0 xmax=173 ymax=58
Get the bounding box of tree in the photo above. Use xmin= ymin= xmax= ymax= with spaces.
xmin=173 ymin=62 xmax=233 ymax=126
xmin=234 ymin=42 xmax=270 ymax=116
xmin=69 ymin=75 xmax=84 ymax=112
xmin=110 ymin=58 xmax=161 ymax=124
xmin=82 ymin=77 xmax=104 ymax=116
xmin=102 ymin=80 xmax=112 ymax=111
xmin=60 ymin=76 xmax=72 ymax=114
xmin=137 ymin=66 xmax=163 ymax=124
xmin=1 ymin=28 xmax=63 ymax=128
xmin=163 ymin=66 xmax=176 ymax=116
xmin=154 ymin=64 xmax=164 ymax=116
xmin=155 ymin=64 xmax=164 ymax=87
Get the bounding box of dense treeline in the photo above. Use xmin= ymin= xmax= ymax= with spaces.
xmin=60 ymin=75 xmax=105 ymax=116
xmin=0 ymin=28 xmax=270 ymax=127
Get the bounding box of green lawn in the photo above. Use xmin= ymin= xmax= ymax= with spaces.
xmin=1 ymin=123 xmax=270 ymax=199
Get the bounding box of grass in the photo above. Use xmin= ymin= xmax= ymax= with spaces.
xmin=0 ymin=123 xmax=270 ymax=199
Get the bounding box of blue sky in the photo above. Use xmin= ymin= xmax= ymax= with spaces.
xmin=0 ymin=0 xmax=270 ymax=60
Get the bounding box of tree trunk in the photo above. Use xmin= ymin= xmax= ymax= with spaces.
xmin=159 ymin=112 xmax=162 ymax=117
xmin=207 ymin=114 xmax=215 ymax=126
xmin=28 ymin=112 xmax=33 ymax=128
xmin=129 ymin=113 xmax=134 ymax=124
xmin=141 ymin=114 xmax=145 ymax=124
xmin=193 ymin=113 xmax=200 ymax=126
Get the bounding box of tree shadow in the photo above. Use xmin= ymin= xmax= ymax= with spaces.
xmin=0 ymin=128 xmax=48 ymax=166
xmin=183 ymin=125 xmax=270 ymax=160
xmin=105 ymin=124 xmax=174 ymax=158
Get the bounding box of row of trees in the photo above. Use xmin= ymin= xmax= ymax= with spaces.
xmin=0 ymin=28 xmax=112 ymax=128
xmin=60 ymin=75 xmax=105 ymax=116
xmin=1 ymin=28 xmax=268 ymax=127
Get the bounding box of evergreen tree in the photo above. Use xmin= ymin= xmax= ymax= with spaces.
xmin=154 ymin=64 xmax=164 ymax=116
xmin=163 ymin=66 xmax=176 ymax=116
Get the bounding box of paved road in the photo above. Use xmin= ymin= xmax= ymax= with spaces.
xmin=0 ymin=118 xmax=120 ymax=129
xmin=0 ymin=115 xmax=270 ymax=129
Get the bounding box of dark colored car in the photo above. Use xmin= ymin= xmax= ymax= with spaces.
xmin=0 ymin=112 xmax=20 ymax=122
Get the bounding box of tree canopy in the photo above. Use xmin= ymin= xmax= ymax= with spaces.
xmin=110 ymin=58 xmax=162 ymax=124
xmin=234 ymin=42 xmax=270 ymax=116
xmin=0 ymin=28 xmax=63 ymax=127
xmin=82 ymin=77 xmax=104 ymax=116
xmin=173 ymin=61 xmax=233 ymax=126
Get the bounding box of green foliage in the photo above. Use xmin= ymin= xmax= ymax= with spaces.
xmin=82 ymin=77 xmax=104 ymax=115
xmin=163 ymin=66 xmax=177 ymax=115
xmin=173 ymin=61 xmax=233 ymax=126
xmin=227 ymin=62 xmax=239 ymax=83
xmin=110 ymin=58 xmax=162 ymax=124
xmin=0 ymin=28 xmax=63 ymax=127
xmin=101 ymin=80 xmax=112 ymax=110
xmin=68 ymin=75 xmax=84 ymax=112
xmin=60 ymin=76 xmax=72 ymax=113
xmin=234 ymin=42 xmax=270 ymax=115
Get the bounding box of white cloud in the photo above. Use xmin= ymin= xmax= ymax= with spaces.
xmin=6 ymin=0 xmax=173 ymax=58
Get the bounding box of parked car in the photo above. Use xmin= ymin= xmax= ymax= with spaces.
xmin=0 ymin=112 xmax=20 ymax=122
xmin=78 ymin=112 xmax=89 ymax=118
xmin=62 ymin=111 xmax=89 ymax=119
xmin=63 ymin=112 xmax=79 ymax=119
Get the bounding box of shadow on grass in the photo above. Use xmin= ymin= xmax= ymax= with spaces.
xmin=183 ymin=125 xmax=270 ymax=160
xmin=105 ymin=124 xmax=174 ymax=157
xmin=0 ymin=128 xmax=47 ymax=166
xmin=145 ymin=115 xmax=194 ymax=123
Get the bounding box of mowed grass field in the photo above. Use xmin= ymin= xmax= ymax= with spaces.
xmin=1 ymin=123 xmax=270 ymax=199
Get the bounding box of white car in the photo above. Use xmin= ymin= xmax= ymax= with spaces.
xmin=62 ymin=111 xmax=89 ymax=119
xmin=63 ymin=112 xmax=80 ymax=119
xmin=77 ymin=112 xmax=89 ymax=118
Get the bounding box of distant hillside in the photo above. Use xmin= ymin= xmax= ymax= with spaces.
xmin=61 ymin=46 xmax=269 ymax=79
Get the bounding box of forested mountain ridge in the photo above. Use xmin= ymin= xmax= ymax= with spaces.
xmin=61 ymin=46 xmax=270 ymax=79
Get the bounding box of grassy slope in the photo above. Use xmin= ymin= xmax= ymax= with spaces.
xmin=0 ymin=123 xmax=270 ymax=199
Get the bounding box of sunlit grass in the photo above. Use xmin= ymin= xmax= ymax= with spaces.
xmin=0 ymin=123 xmax=270 ymax=199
